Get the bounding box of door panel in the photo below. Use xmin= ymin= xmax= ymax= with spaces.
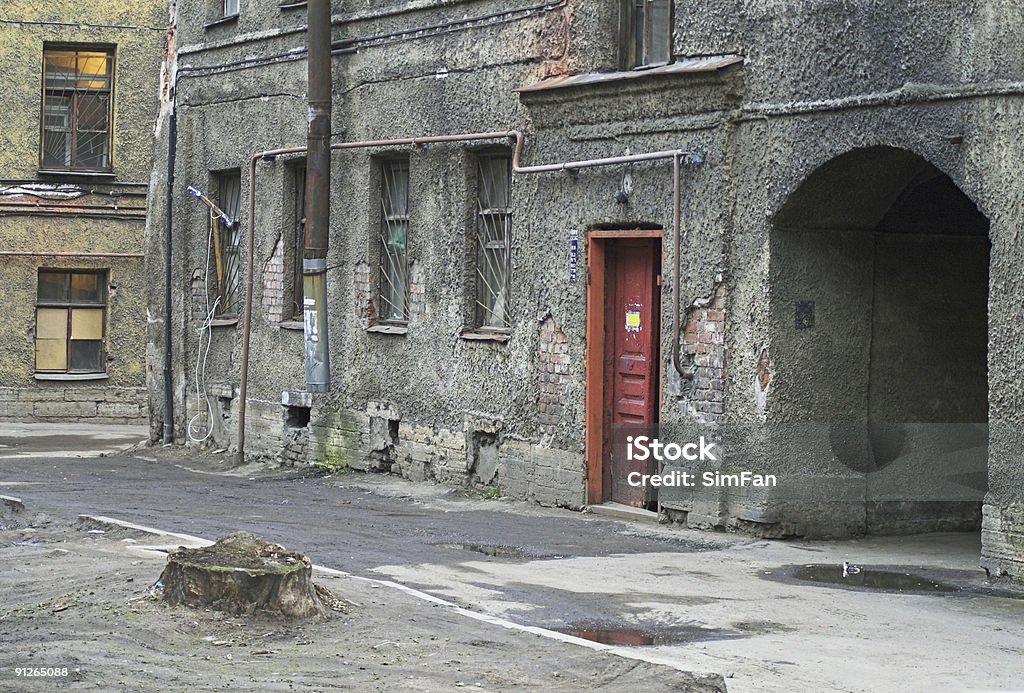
xmin=603 ymin=238 xmax=661 ymax=507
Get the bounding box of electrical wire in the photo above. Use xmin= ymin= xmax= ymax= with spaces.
xmin=186 ymin=208 xmax=221 ymax=443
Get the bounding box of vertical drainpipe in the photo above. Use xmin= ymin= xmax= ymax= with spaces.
xmin=163 ymin=97 xmax=177 ymax=444
xmin=304 ymin=0 xmax=332 ymax=393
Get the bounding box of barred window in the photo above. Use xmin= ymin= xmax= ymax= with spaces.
xmin=41 ymin=46 xmax=114 ymax=172
xmin=379 ymin=158 xmax=410 ymax=323
xmin=211 ymin=171 xmax=242 ymax=317
xmin=475 ymin=153 xmax=512 ymax=330
xmin=291 ymin=165 xmax=307 ymax=319
xmin=35 ymin=270 xmax=107 ymax=374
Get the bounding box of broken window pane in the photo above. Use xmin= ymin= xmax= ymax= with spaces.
xmin=476 ymin=154 xmax=512 ymax=330
xmin=379 ymin=158 xmax=410 ymax=323
xmin=70 ymin=308 xmax=104 ymax=341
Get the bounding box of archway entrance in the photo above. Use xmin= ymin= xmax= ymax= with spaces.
xmin=771 ymin=146 xmax=989 ymax=535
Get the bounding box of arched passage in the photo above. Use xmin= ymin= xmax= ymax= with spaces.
xmin=770 ymin=146 xmax=989 ymax=535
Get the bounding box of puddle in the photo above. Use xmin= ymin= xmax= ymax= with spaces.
xmin=792 ymin=564 xmax=959 ymax=593
xmin=556 ymin=624 xmax=739 ymax=646
xmin=434 ymin=542 xmax=562 ymax=559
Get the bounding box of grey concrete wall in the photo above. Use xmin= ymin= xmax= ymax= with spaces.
xmin=147 ymin=0 xmax=1024 ymax=577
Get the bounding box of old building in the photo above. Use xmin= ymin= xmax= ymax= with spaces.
xmin=0 ymin=1 xmax=168 ymax=424
xmin=148 ymin=1 xmax=1024 ymax=581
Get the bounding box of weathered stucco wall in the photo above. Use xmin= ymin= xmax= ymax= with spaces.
xmin=150 ymin=0 xmax=1024 ymax=579
xmin=0 ymin=1 xmax=166 ymax=423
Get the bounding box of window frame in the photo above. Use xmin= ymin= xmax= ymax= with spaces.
xmin=376 ymin=156 xmax=411 ymax=325
xmin=34 ymin=269 xmax=108 ymax=375
xmin=39 ymin=43 xmax=116 ymax=174
xmin=619 ymin=0 xmax=673 ymax=69
xmin=473 ymin=150 xmax=513 ymax=333
xmin=223 ymin=0 xmax=240 ymax=18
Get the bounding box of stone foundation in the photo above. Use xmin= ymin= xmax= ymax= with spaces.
xmin=0 ymin=386 xmax=148 ymax=424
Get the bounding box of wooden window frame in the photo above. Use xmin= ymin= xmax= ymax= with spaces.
xmin=39 ymin=44 xmax=115 ymax=173
xmin=35 ymin=269 xmax=108 ymax=375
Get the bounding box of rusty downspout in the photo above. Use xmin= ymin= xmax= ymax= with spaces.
xmin=304 ymin=0 xmax=333 ymax=394
xmin=236 ymin=130 xmax=701 ymax=453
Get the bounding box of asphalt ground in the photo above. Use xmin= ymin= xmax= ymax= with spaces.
xmin=2 ymin=424 xmax=1024 ymax=692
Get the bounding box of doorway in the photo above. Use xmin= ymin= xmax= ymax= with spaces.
xmin=770 ymin=146 xmax=990 ymax=535
xmin=586 ymin=231 xmax=662 ymax=508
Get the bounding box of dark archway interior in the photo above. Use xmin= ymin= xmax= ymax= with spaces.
xmin=771 ymin=146 xmax=990 ymax=534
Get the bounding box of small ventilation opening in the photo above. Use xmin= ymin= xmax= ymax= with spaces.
xmin=285 ymin=405 xmax=311 ymax=430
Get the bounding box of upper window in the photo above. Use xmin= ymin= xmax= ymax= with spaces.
xmin=621 ymin=0 xmax=672 ymax=68
xmin=223 ymin=0 xmax=240 ymax=17
xmin=41 ymin=46 xmax=115 ymax=172
xmin=212 ymin=171 xmax=242 ymax=317
xmin=475 ymin=152 xmax=512 ymax=331
xmin=35 ymin=270 xmax=107 ymax=374
xmin=378 ymin=158 xmax=410 ymax=324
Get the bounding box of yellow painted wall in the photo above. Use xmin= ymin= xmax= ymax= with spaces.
xmin=0 ymin=1 xmax=166 ymax=419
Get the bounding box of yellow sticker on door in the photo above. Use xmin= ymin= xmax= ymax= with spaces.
xmin=625 ymin=308 xmax=641 ymax=333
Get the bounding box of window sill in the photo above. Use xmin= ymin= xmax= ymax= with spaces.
xmin=279 ymin=1 xmax=307 ymax=9
xmin=279 ymin=319 xmax=304 ymax=331
xmin=35 ymin=372 xmax=109 ymax=381
xmin=37 ymin=169 xmax=116 ymax=179
xmin=516 ymin=54 xmax=744 ymax=94
xmin=205 ymin=14 xmax=239 ymax=30
xmin=210 ymin=317 xmax=239 ymax=327
xmin=366 ymin=324 xmax=408 ymax=336
xmin=461 ymin=330 xmax=511 ymax=343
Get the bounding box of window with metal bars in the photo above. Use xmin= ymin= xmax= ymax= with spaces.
xmin=620 ymin=0 xmax=672 ymax=68
xmin=35 ymin=270 xmax=107 ymax=374
xmin=211 ymin=171 xmax=242 ymax=317
xmin=291 ymin=165 xmax=307 ymax=319
xmin=40 ymin=45 xmax=114 ymax=172
xmin=475 ymin=152 xmax=512 ymax=331
xmin=378 ymin=158 xmax=410 ymax=323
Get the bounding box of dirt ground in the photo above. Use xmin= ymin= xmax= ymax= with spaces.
xmin=0 ymin=511 xmax=725 ymax=692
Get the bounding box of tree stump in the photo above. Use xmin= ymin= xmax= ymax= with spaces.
xmin=159 ymin=532 xmax=328 ymax=620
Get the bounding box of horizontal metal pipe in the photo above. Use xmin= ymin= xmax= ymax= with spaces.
xmin=0 ymin=251 xmax=143 ymax=258
xmin=238 ymin=129 xmax=700 ymax=454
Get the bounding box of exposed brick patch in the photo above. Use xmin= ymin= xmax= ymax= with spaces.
xmin=354 ymin=261 xmax=373 ymax=328
xmin=538 ymin=316 xmax=571 ymax=435
xmin=261 ymin=236 xmax=286 ymax=324
xmin=409 ymin=260 xmax=426 ymax=323
xmin=190 ymin=270 xmax=208 ymax=323
xmin=683 ymin=285 xmax=727 ymax=424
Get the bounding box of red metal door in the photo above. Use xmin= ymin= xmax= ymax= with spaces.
xmin=603 ymin=239 xmax=661 ymax=507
